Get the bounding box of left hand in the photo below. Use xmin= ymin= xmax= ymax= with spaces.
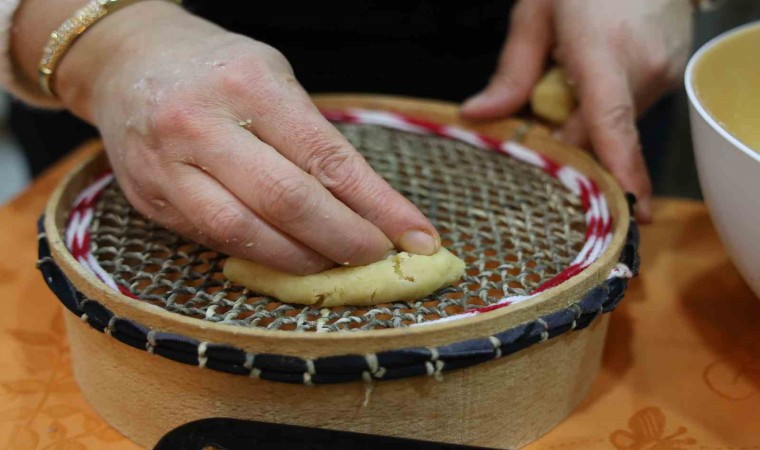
xmin=461 ymin=0 xmax=694 ymax=222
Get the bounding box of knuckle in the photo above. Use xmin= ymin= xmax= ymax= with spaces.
xmin=207 ymin=43 xmax=296 ymax=112
xmin=304 ymin=137 xmax=361 ymax=191
xmin=199 ymin=204 xmax=251 ymax=245
xmin=592 ymin=103 xmax=636 ymax=135
xmin=255 ymin=42 xmax=288 ymax=66
xmin=260 ymin=176 xmax=315 ymax=224
xmin=216 ymin=66 xmax=259 ymax=96
xmin=215 ymin=50 xmax=286 ymax=96
xmin=151 ymin=97 xmax=207 ymax=142
xmin=213 ymin=59 xmax=284 ymax=112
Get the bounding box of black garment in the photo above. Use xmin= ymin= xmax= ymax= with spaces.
xmin=189 ymin=1 xmax=512 ymax=100
xmin=12 ymin=1 xmax=514 ymax=174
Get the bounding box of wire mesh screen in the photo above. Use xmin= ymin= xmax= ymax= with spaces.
xmin=88 ymin=123 xmax=587 ymax=331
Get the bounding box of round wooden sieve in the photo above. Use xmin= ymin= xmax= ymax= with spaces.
xmin=38 ymin=95 xmax=637 ymax=448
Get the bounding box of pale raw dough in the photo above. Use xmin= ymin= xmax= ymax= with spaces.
xmin=223 ymin=248 xmax=466 ymax=307
xmin=530 ymin=67 xmax=577 ymax=124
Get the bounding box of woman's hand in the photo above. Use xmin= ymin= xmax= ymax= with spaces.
xmin=55 ymin=2 xmax=439 ymax=274
xmin=461 ymin=0 xmax=694 ymax=222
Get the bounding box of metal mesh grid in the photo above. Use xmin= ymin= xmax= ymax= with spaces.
xmin=88 ymin=123 xmax=587 ymax=331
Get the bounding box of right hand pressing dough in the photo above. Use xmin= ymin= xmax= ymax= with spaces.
xmin=223 ymin=248 xmax=466 ymax=307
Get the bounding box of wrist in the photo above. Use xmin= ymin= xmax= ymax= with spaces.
xmin=55 ymin=0 xmax=187 ymax=121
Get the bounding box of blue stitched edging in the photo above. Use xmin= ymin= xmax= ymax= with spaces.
xmin=35 ymin=199 xmax=638 ymax=385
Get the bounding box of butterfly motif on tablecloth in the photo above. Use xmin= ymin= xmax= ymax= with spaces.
xmin=609 ymin=407 xmax=696 ymax=450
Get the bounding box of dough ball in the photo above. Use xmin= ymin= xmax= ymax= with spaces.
xmin=223 ymin=248 xmax=466 ymax=307
xmin=531 ymin=67 xmax=577 ymax=124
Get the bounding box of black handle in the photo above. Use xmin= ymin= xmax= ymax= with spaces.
xmin=154 ymin=418 xmax=500 ymax=450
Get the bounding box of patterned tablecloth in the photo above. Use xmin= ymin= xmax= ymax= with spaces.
xmin=1 ymin=144 xmax=758 ymax=449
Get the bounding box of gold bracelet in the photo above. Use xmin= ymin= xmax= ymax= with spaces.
xmin=38 ymin=0 xmax=181 ymax=98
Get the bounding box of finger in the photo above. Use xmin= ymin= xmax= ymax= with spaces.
xmin=237 ymin=80 xmax=440 ymax=256
xmin=195 ymin=125 xmax=397 ymax=266
xmin=159 ymin=165 xmax=336 ymax=275
xmin=115 ymin=171 xmax=188 ymax=231
xmin=460 ymin=0 xmax=554 ymax=120
xmin=570 ymin=52 xmax=653 ymax=222
xmin=116 ymin=171 xmax=332 ymax=274
xmin=555 ymin=109 xmax=590 ymax=150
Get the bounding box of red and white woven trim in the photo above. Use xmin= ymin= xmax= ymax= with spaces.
xmin=65 ymin=109 xmax=621 ymax=322
xmin=65 ymin=171 xmax=137 ymax=300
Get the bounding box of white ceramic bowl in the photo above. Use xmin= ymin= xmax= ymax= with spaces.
xmin=686 ymin=21 xmax=760 ymax=298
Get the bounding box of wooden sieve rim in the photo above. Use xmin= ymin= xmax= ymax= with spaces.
xmin=43 ymin=94 xmax=630 ymax=358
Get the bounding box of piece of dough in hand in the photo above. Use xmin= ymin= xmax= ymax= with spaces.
xmin=531 ymin=67 xmax=577 ymax=124
xmin=223 ymin=248 xmax=466 ymax=307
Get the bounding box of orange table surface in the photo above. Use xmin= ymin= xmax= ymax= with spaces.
xmin=1 ymin=145 xmax=758 ymax=450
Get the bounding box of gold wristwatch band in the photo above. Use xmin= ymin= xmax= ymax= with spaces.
xmin=38 ymin=0 xmax=182 ymax=98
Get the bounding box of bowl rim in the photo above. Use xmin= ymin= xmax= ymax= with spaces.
xmin=685 ymin=20 xmax=760 ymax=163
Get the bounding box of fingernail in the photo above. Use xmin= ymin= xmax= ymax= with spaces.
xmin=552 ymin=130 xmax=565 ymax=141
xmin=399 ymin=230 xmax=439 ymax=256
